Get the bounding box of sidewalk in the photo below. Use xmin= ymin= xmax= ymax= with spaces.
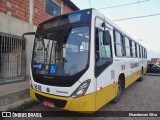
xmin=0 ymin=80 xmax=33 ymax=111
xmin=0 ymin=81 xmax=29 ymax=95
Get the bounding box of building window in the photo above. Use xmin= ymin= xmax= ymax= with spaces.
xmin=0 ymin=32 xmax=25 ymax=81
xmin=45 ymin=0 xmax=61 ymax=17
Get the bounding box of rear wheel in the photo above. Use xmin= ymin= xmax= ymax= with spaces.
xmin=138 ymin=69 xmax=143 ymax=82
xmin=111 ymin=78 xmax=122 ymax=103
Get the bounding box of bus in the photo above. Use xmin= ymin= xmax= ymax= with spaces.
xmin=24 ymin=8 xmax=147 ymax=112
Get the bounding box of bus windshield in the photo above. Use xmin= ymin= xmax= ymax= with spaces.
xmin=32 ymin=26 xmax=89 ymax=76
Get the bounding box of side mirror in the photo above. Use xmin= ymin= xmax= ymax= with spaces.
xmin=22 ymin=32 xmax=35 ymax=50
xmin=22 ymin=32 xmax=35 ymax=39
xmin=103 ymin=30 xmax=111 ymax=45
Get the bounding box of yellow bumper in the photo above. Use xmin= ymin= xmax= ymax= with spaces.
xmin=30 ymin=87 xmax=96 ymax=112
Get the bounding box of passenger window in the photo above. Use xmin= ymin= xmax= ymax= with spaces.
xmin=132 ymin=41 xmax=136 ymax=57
xmin=114 ymin=31 xmax=124 ymax=57
xmin=142 ymin=47 xmax=144 ymax=58
xmin=124 ymin=37 xmax=131 ymax=57
xmin=136 ymin=44 xmax=139 ymax=58
xmin=145 ymin=49 xmax=147 ymax=58
xmin=139 ymin=46 xmax=141 ymax=58
xmin=135 ymin=43 xmax=137 ymax=57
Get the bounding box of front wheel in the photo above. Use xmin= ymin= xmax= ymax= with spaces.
xmin=111 ymin=79 xmax=122 ymax=103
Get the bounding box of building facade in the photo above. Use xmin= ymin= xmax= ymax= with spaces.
xmin=0 ymin=0 xmax=79 ymax=83
xmin=150 ymin=58 xmax=160 ymax=64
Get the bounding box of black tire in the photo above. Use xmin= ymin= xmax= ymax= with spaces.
xmin=138 ymin=69 xmax=143 ymax=82
xmin=111 ymin=78 xmax=122 ymax=103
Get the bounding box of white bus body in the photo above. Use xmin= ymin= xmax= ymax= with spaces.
xmin=29 ymin=9 xmax=147 ymax=112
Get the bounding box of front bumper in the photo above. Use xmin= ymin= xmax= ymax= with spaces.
xmin=30 ymin=87 xmax=96 ymax=112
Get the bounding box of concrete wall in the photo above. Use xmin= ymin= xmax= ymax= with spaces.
xmin=0 ymin=13 xmax=37 ymax=78
xmin=0 ymin=0 xmax=76 ymax=26
xmin=1 ymin=53 xmax=18 ymax=78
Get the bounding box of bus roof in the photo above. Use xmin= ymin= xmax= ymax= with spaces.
xmin=38 ymin=8 xmax=146 ymax=49
xmin=91 ymin=8 xmax=146 ymax=48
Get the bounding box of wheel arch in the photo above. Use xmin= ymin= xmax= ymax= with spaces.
xmin=141 ymin=66 xmax=144 ymax=74
xmin=118 ymin=73 xmax=125 ymax=90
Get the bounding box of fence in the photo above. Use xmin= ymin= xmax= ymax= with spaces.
xmin=0 ymin=32 xmax=26 ymax=84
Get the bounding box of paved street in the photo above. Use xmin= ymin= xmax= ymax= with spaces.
xmin=6 ymin=75 xmax=160 ymax=120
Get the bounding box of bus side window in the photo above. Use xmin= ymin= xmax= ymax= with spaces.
xmin=96 ymin=28 xmax=112 ymax=59
xmin=114 ymin=31 xmax=124 ymax=57
xmin=95 ymin=28 xmax=100 ymax=62
xmin=95 ymin=27 xmax=113 ymax=77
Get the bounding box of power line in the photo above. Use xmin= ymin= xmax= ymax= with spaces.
xmin=98 ymin=0 xmax=150 ymax=9
xmin=112 ymin=13 xmax=160 ymax=21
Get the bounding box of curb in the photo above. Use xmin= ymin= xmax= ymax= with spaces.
xmin=0 ymin=89 xmax=30 ymax=108
xmin=0 ymin=98 xmax=39 ymax=111
xmin=145 ymin=73 xmax=160 ymax=76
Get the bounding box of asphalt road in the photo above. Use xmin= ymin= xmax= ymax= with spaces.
xmin=6 ymin=75 xmax=160 ymax=120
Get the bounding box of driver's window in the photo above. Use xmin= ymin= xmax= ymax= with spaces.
xmin=34 ymin=38 xmax=44 ymax=63
xmin=95 ymin=28 xmax=111 ymax=61
xmin=98 ymin=29 xmax=106 ymax=58
xmin=95 ymin=18 xmax=113 ymax=77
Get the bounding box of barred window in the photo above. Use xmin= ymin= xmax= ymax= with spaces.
xmin=0 ymin=32 xmax=25 ymax=80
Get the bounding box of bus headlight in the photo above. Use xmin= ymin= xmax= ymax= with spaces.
xmin=71 ymin=79 xmax=91 ymax=98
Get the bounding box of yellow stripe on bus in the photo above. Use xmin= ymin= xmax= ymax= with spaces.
xmin=30 ymin=83 xmax=117 ymax=112
xmin=30 ymin=68 xmax=147 ymax=112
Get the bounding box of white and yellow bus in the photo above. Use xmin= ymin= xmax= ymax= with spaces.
xmin=25 ymin=9 xmax=147 ymax=112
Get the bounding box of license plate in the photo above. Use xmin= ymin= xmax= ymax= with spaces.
xmin=43 ymin=101 xmax=55 ymax=108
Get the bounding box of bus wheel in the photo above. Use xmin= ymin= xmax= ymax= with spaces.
xmin=111 ymin=78 xmax=122 ymax=103
xmin=138 ymin=69 xmax=143 ymax=82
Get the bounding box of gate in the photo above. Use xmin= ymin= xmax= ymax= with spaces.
xmin=0 ymin=32 xmax=26 ymax=84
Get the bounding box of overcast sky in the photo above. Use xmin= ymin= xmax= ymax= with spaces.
xmin=71 ymin=0 xmax=160 ymax=60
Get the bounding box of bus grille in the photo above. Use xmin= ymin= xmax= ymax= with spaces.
xmin=35 ymin=93 xmax=67 ymax=108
